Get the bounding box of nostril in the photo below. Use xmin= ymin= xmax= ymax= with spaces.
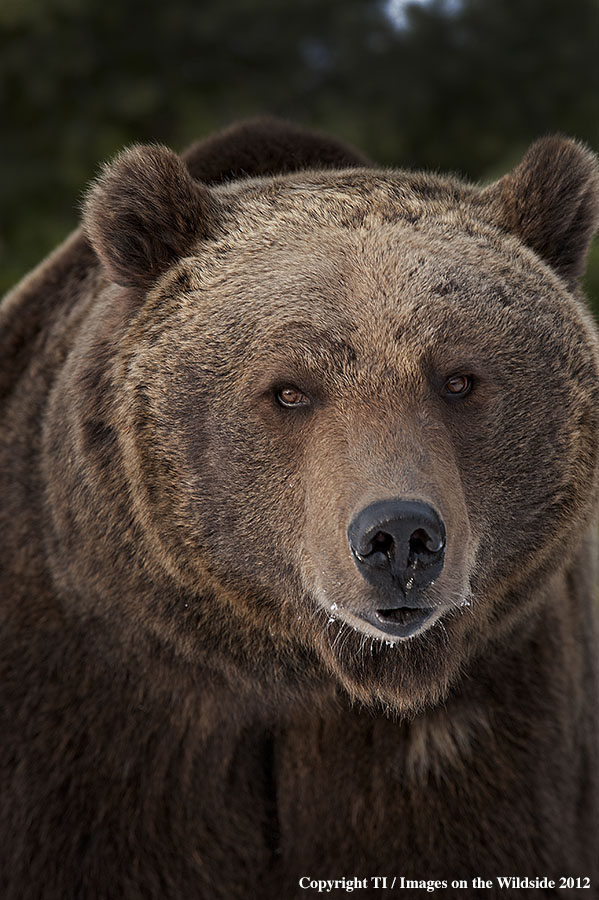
xmin=370 ymin=531 xmax=394 ymax=556
xmin=354 ymin=530 xmax=394 ymax=567
xmin=409 ymin=528 xmax=444 ymax=557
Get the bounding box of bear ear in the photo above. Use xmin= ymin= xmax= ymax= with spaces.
xmin=83 ymin=144 xmax=217 ymax=289
xmin=483 ymin=136 xmax=599 ymax=289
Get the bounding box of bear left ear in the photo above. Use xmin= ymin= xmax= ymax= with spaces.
xmin=483 ymin=136 xmax=599 ymax=289
xmin=83 ymin=144 xmax=218 ymax=289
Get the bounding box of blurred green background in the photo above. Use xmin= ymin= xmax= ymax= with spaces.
xmin=1 ymin=0 xmax=598 ymax=311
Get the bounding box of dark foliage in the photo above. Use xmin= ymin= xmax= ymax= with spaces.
xmin=1 ymin=0 xmax=597 ymax=306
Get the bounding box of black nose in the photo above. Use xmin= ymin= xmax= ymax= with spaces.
xmin=348 ymin=499 xmax=446 ymax=595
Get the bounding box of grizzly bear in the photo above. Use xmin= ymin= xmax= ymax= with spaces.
xmin=1 ymin=118 xmax=598 ymax=900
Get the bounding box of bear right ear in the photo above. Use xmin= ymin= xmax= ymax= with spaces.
xmin=482 ymin=136 xmax=599 ymax=289
xmin=83 ymin=144 xmax=218 ymax=289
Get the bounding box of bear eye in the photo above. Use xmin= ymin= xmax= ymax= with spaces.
xmin=442 ymin=374 xmax=473 ymax=398
xmin=276 ymin=386 xmax=310 ymax=408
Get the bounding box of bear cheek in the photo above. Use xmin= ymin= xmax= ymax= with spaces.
xmin=187 ymin=404 xmax=309 ymax=597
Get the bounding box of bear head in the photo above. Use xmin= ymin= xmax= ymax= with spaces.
xmin=52 ymin=134 xmax=599 ymax=714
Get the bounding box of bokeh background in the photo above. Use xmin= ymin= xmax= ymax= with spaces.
xmin=1 ymin=0 xmax=598 ymax=311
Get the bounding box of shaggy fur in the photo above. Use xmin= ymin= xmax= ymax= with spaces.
xmin=0 ymin=119 xmax=598 ymax=899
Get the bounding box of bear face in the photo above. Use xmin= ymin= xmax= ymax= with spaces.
xmin=47 ymin=137 xmax=598 ymax=714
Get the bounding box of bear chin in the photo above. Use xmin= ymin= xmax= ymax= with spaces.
xmin=307 ymin=601 xmax=469 ymax=714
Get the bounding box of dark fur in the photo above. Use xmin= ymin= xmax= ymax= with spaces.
xmin=83 ymin=146 xmax=217 ymax=289
xmin=484 ymin=135 xmax=599 ymax=288
xmin=1 ymin=119 xmax=598 ymax=899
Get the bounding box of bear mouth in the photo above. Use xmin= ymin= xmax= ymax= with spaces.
xmin=359 ymin=606 xmax=436 ymax=638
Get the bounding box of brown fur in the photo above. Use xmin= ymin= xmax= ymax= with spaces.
xmin=1 ymin=119 xmax=598 ymax=899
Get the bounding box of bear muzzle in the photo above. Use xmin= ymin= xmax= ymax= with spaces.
xmin=347 ymin=498 xmax=446 ymax=638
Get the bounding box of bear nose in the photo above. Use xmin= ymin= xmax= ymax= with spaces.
xmin=347 ymin=499 xmax=446 ymax=595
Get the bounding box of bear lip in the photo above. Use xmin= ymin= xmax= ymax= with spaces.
xmin=360 ymin=606 xmax=436 ymax=639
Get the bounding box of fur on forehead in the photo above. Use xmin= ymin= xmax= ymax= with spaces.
xmin=83 ymin=135 xmax=598 ymax=294
xmin=212 ymin=137 xmax=598 ymax=278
